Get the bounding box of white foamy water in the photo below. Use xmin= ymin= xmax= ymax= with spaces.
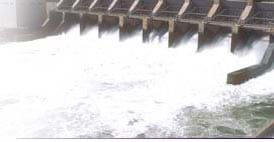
xmin=0 ymin=25 xmax=273 ymax=139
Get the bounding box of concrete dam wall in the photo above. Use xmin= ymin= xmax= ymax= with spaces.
xmin=2 ymin=0 xmax=274 ymax=85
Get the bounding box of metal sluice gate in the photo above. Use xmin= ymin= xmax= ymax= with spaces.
xmin=37 ymin=0 xmax=274 ymax=85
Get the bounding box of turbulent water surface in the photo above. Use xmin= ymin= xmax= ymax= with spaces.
xmin=0 ymin=26 xmax=273 ymax=138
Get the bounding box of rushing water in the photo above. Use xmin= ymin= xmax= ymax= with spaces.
xmin=0 ymin=25 xmax=273 ymax=139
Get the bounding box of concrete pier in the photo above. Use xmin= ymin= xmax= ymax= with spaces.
xmin=42 ymin=11 xmax=64 ymax=34
xmin=119 ymin=17 xmax=142 ymax=41
xmin=198 ymin=24 xmax=229 ymax=51
xmin=231 ymin=28 xmax=250 ymax=52
xmin=98 ymin=15 xmax=118 ymax=38
xmin=54 ymin=12 xmax=80 ymax=34
xmin=80 ymin=14 xmax=98 ymax=35
xmin=168 ymin=21 xmax=196 ymax=47
xmin=142 ymin=19 xmax=168 ymax=43
xmin=142 ymin=18 xmax=152 ymax=43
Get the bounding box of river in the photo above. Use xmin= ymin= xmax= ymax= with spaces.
xmin=0 ymin=26 xmax=273 ymax=138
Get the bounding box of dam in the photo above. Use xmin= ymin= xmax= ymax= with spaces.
xmin=1 ymin=0 xmax=273 ymax=85
xmin=0 ymin=0 xmax=274 ymax=138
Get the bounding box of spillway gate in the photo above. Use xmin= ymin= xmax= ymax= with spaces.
xmin=26 ymin=0 xmax=274 ymax=85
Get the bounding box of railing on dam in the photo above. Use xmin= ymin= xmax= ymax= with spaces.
xmin=89 ymin=0 xmax=112 ymax=13
xmin=181 ymin=0 xmax=212 ymax=21
xmin=131 ymin=0 xmax=159 ymax=16
xmin=110 ymin=0 xmax=135 ymax=15
xmin=42 ymin=0 xmax=274 ymax=85
xmin=73 ymin=0 xmax=94 ymax=11
xmin=57 ymin=0 xmax=76 ymax=10
xmin=211 ymin=0 xmax=246 ymax=24
xmin=246 ymin=2 xmax=274 ymax=26
xmin=55 ymin=0 xmax=274 ymax=28
xmin=156 ymin=0 xmax=185 ymax=18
